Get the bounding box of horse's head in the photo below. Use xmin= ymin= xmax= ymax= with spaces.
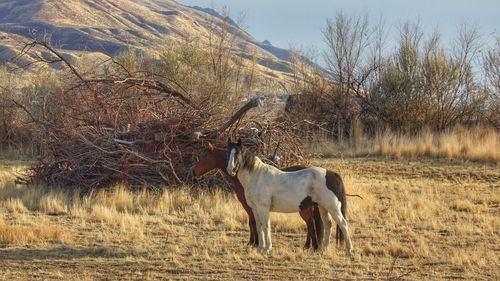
xmin=226 ymin=138 xmax=242 ymax=176
xmin=193 ymin=142 xmax=228 ymax=178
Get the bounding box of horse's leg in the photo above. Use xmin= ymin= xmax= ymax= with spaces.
xmin=299 ymin=208 xmax=314 ymax=249
xmin=318 ymin=206 xmax=332 ymax=251
xmin=255 ymin=206 xmax=271 ymax=254
xmin=313 ymin=204 xmax=324 ymax=251
xmin=252 ymin=208 xmax=265 ymax=252
xmin=325 ymin=205 xmax=353 ymax=257
xmin=234 ymin=191 xmax=258 ymax=247
xmin=248 ymin=210 xmax=258 ymax=247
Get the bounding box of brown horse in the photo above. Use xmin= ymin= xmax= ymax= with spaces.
xmin=194 ymin=142 xmax=324 ymax=250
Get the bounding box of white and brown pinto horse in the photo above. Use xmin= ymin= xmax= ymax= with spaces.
xmin=226 ymin=139 xmax=353 ymax=256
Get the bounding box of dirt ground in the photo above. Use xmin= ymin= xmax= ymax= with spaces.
xmin=0 ymin=156 xmax=498 ymax=280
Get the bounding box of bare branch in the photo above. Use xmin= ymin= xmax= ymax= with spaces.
xmin=208 ymin=97 xmax=261 ymax=137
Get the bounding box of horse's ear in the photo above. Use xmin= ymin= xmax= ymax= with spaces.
xmin=207 ymin=142 xmax=214 ymax=151
xmin=237 ymin=138 xmax=242 ymax=146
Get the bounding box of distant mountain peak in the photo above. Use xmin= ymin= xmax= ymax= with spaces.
xmin=262 ymin=40 xmax=272 ymax=46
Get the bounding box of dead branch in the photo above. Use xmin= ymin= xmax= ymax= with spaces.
xmin=19 ymin=40 xmax=85 ymax=82
xmin=17 ymin=40 xmax=198 ymax=109
xmin=208 ymin=97 xmax=261 ymax=137
xmin=83 ymin=78 xmax=198 ymax=109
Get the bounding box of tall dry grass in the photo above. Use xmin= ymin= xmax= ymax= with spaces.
xmin=0 ymin=212 xmax=73 ymax=246
xmin=309 ymin=126 xmax=499 ymax=163
xmin=0 ymin=167 xmax=306 ymax=248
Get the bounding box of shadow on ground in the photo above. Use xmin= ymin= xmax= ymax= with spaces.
xmin=0 ymin=245 xmax=146 ymax=260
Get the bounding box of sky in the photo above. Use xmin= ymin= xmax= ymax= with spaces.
xmin=177 ymin=0 xmax=499 ymax=53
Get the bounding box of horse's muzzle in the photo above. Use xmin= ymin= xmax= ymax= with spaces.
xmin=226 ymin=167 xmax=237 ymax=177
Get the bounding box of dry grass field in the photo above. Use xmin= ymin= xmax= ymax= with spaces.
xmin=310 ymin=126 xmax=499 ymax=164
xmin=0 ymin=156 xmax=498 ymax=280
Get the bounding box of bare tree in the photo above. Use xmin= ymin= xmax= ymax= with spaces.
xmin=445 ymin=24 xmax=485 ymax=126
xmin=483 ymin=38 xmax=500 ymax=93
xmin=0 ymin=68 xmax=19 ymax=148
xmin=321 ymin=11 xmax=384 ymax=139
xmin=482 ymin=37 xmax=500 ymax=126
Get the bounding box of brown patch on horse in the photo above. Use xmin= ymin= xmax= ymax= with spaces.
xmin=324 ymin=171 xmax=347 ymax=246
xmin=300 ymin=207 xmax=319 ymax=250
xmin=299 ymin=196 xmax=314 ymax=210
xmin=298 ymin=197 xmax=322 ymax=250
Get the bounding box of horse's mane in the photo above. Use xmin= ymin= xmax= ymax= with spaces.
xmin=240 ymin=147 xmax=257 ymax=171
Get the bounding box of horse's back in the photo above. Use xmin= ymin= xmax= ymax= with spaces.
xmin=273 ymin=166 xmax=328 ymax=198
xmin=242 ymin=162 xmax=331 ymax=212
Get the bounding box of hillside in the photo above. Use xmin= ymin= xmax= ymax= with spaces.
xmin=0 ymin=0 xmax=294 ymax=80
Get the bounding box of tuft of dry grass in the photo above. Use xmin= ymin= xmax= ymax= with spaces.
xmin=39 ymin=191 xmax=70 ymax=215
xmin=0 ymin=213 xmax=73 ymax=246
xmin=1 ymin=198 xmax=28 ymax=213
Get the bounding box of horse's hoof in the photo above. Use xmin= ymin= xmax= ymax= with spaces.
xmin=319 ymin=245 xmax=328 ymax=253
xmin=346 ymin=248 xmax=354 ymax=258
xmin=304 ymin=244 xmax=319 ymax=251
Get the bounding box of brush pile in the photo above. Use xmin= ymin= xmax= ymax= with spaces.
xmin=29 ymin=113 xmax=204 ymax=189
xmin=17 ymin=42 xmax=306 ymax=190
xmin=26 ymin=97 xmax=305 ymax=190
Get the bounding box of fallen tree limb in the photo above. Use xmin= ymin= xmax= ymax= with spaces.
xmin=208 ymin=97 xmax=261 ymax=137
